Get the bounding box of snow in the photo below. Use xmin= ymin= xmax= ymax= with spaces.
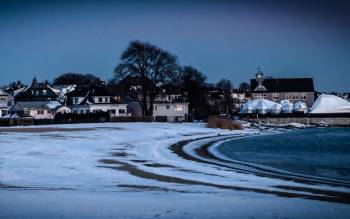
xmin=46 ymin=101 xmax=62 ymax=109
xmin=0 ymin=122 xmax=349 ymax=218
xmin=310 ymin=94 xmax=350 ymax=114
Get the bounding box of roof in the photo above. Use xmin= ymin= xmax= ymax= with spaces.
xmin=15 ymin=79 xmax=58 ymax=101
xmin=15 ymin=101 xmax=52 ymax=110
xmin=0 ymin=88 xmax=10 ymax=96
xmin=250 ymin=78 xmax=315 ymax=93
xmin=68 ymin=86 xmax=115 ymax=97
xmin=79 ymin=95 xmax=119 ymax=105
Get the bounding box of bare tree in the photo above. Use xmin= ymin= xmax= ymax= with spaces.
xmin=180 ymin=66 xmax=209 ymax=118
xmin=239 ymin=82 xmax=251 ymax=92
xmin=216 ymin=79 xmax=233 ymax=92
xmin=114 ymin=41 xmax=180 ymax=116
xmin=52 ymin=73 xmax=100 ymax=86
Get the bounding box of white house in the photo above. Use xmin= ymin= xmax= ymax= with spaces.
xmin=69 ymin=86 xmax=129 ymax=117
xmin=153 ymin=102 xmax=189 ymax=122
xmin=10 ymin=101 xmax=54 ymax=119
xmin=0 ymin=88 xmax=14 ymax=117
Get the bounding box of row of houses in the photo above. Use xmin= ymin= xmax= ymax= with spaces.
xmin=0 ymin=77 xmax=190 ymax=122
xmin=2 ymin=69 xmax=347 ymax=122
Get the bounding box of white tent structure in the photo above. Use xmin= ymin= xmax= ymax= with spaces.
xmin=281 ymin=99 xmax=293 ymax=114
xmin=271 ymin=103 xmax=282 ymax=115
xmin=254 ymin=99 xmax=276 ymax=114
xmin=293 ymin=101 xmax=308 ymax=114
xmin=309 ymin=94 xmax=350 ymax=114
xmin=240 ymin=99 xmax=277 ymax=114
xmin=240 ymin=100 xmax=258 ymax=114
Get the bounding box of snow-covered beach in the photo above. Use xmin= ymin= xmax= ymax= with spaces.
xmin=0 ymin=122 xmax=350 ymax=219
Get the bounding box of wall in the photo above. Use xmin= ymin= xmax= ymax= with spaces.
xmin=29 ymin=109 xmax=54 ymax=120
xmin=246 ymin=117 xmax=350 ymax=126
xmin=252 ymin=92 xmax=315 ymax=107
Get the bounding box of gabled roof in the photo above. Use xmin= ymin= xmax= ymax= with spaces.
xmin=15 ymin=78 xmax=58 ymax=101
xmin=14 ymin=101 xmax=52 ymax=110
xmin=0 ymin=88 xmax=10 ymax=96
xmin=79 ymin=95 xmax=119 ymax=105
xmin=68 ymin=85 xmax=121 ymax=105
xmin=250 ymin=78 xmax=315 ymax=93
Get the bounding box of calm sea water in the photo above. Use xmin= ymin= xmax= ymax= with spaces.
xmin=217 ymin=128 xmax=350 ymax=181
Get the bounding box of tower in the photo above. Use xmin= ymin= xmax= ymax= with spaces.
xmin=255 ymin=67 xmax=264 ymax=85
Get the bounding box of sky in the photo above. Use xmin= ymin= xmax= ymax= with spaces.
xmin=0 ymin=0 xmax=349 ymax=92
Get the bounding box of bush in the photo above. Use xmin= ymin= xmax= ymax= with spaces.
xmin=54 ymin=112 xmax=110 ymax=124
xmin=207 ymin=116 xmax=243 ymax=130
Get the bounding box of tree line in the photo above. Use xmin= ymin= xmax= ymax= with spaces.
xmin=4 ymin=41 xmax=251 ymax=118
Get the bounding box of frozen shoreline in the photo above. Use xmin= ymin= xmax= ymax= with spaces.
xmin=0 ymin=122 xmax=350 ymax=218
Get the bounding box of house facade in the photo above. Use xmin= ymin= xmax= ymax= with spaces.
xmin=153 ymin=102 xmax=189 ymax=122
xmin=0 ymin=88 xmax=14 ymax=117
xmin=68 ymin=86 xmax=128 ymax=117
xmin=15 ymin=78 xmax=58 ymax=102
xmin=11 ymin=101 xmax=55 ymax=119
xmin=250 ymin=69 xmax=315 ymax=107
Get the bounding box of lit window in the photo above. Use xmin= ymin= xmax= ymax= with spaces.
xmin=174 ymin=105 xmax=183 ymax=111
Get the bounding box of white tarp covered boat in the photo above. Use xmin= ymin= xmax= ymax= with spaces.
xmin=281 ymin=99 xmax=293 ymax=114
xmin=270 ymin=103 xmax=282 ymax=114
xmin=293 ymin=101 xmax=308 ymax=114
xmin=240 ymin=100 xmax=258 ymax=114
xmin=241 ymin=99 xmax=276 ymax=114
xmin=309 ymin=94 xmax=350 ymax=114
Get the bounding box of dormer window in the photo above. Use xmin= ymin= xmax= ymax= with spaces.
xmin=73 ymin=98 xmax=79 ymax=104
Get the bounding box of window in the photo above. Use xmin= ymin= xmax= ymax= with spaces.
xmin=7 ymin=101 xmax=12 ymax=107
xmin=1 ymin=110 xmax=7 ymax=116
xmin=24 ymin=110 xmax=30 ymax=115
xmin=154 ymin=106 xmax=157 ymax=111
xmin=37 ymin=110 xmax=44 ymax=115
xmin=174 ymin=105 xmax=183 ymax=111
xmin=166 ymin=105 xmax=170 ymax=109
xmin=73 ymin=98 xmax=79 ymax=104
xmin=301 ymin=93 xmax=307 ymax=100
xmin=105 ymin=97 xmax=109 ymax=102
xmin=98 ymin=97 xmax=103 ymax=103
xmin=107 ymin=109 xmax=116 ymax=114
xmin=272 ymin=93 xmax=279 ymax=101
xmin=119 ymin=109 xmax=126 ymax=114
xmin=42 ymin=89 xmax=47 ymax=94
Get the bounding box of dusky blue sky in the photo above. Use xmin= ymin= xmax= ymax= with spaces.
xmin=0 ymin=0 xmax=349 ymax=91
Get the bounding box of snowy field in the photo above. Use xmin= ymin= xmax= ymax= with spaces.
xmin=0 ymin=122 xmax=349 ymax=219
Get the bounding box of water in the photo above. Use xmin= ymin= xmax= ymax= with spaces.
xmin=216 ymin=128 xmax=350 ymax=181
